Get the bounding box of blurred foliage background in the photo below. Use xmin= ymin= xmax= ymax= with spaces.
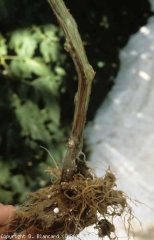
xmin=0 ymin=0 xmax=152 ymax=204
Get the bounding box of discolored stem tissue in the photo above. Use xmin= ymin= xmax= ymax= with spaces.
xmin=48 ymin=0 xmax=95 ymax=182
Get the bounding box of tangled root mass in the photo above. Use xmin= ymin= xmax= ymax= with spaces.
xmin=13 ymin=167 xmax=132 ymax=239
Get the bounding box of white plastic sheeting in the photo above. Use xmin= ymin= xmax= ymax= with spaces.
xmin=84 ymin=16 xmax=154 ymax=240
xmin=149 ymin=0 xmax=154 ymax=11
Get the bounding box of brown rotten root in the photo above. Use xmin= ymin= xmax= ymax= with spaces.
xmin=12 ymin=167 xmax=132 ymax=239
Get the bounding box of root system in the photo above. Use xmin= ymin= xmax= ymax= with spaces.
xmin=13 ymin=166 xmax=133 ymax=239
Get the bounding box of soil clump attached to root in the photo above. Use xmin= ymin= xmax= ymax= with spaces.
xmin=13 ymin=167 xmax=132 ymax=239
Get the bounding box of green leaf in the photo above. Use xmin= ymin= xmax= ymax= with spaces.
xmin=25 ymin=58 xmax=51 ymax=76
xmin=10 ymin=57 xmax=51 ymax=78
xmin=32 ymin=76 xmax=61 ymax=125
xmin=55 ymin=66 xmax=66 ymax=76
xmin=11 ymin=93 xmax=21 ymax=108
xmin=40 ymin=25 xmax=60 ymax=63
xmin=46 ymin=144 xmax=66 ymax=165
xmin=0 ymin=162 xmax=10 ymax=186
xmin=15 ymin=100 xmax=51 ymax=142
xmin=42 ymin=24 xmax=58 ymax=38
xmin=9 ymin=29 xmax=37 ymax=58
xmin=0 ymin=190 xmax=13 ymax=204
xmin=0 ymin=34 xmax=7 ymax=56
xmin=11 ymin=175 xmax=26 ymax=193
xmin=40 ymin=40 xmax=60 ymax=63
xmin=32 ymin=75 xmax=61 ymax=97
xmin=10 ymin=58 xmax=32 ymax=78
xmin=18 ymin=190 xmax=30 ymax=203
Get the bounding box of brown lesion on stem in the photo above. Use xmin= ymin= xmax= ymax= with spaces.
xmin=48 ymin=0 xmax=95 ymax=182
